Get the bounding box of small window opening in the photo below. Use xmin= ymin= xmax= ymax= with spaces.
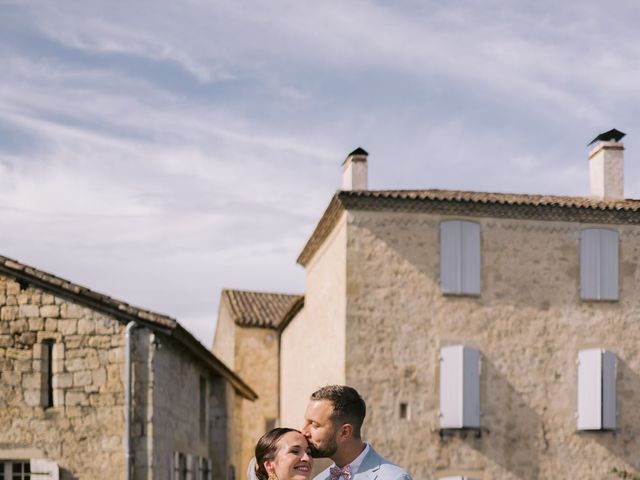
xmin=199 ymin=376 xmax=207 ymax=441
xmin=42 ymin=340 xmax=54 ymax=408
xmin=399 ymin=402 xmax=409 ymax=420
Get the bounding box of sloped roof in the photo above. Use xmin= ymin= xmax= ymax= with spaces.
xmin=0 ymin=255 xmax=257 ymax=401
xmin=223 ymin=289 xmax=303 ymax=329
xmin=297 ymin=189 xmax=640 ymax=266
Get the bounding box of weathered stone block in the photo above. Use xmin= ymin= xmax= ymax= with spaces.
xmin=1 ymin=306 xmax=18 ymax=321
xmin=65 ymin=391 xmax=88 ymax=406
xmin=41 ymin=293 xmax=55 ymax=305
xmin=65 ymin=335 xmax=85 ymax=349
xmin=24 ymin=389 xmax=40 ymax=406
xmin=22 ymin=373 xmax=40 ymax=389
xmin=77 ymin=318 xmax=95 ymax=335
xmin=65 ymin=357 xmax=86 ymax=372
xmin=18 ymin=305 xmax=40 ymax=318
xmin=28 ymin=318 xmax=44 ymax=331
xmin=54 ymin=373 xmax=73 ymax=389
xmin=57 ymin=320 xmax=77 ymax=335
xmin=92 ymin=367 xmax=106 ymax=386
xmin=44 ymin=318 xmax=57 ymax=331
xmin=6 ymin=281 xmax=20 ymax=295
xmin=9 ymin=318 xmax=28 ymax=334
xmin=95 ymin=318 xmax=116 ymax=334
xmin=0 ymin=335 xmax=13 ymax=348
xmin=73 ymin=370 xmax=92 ymax=387
xmin=88 ymin=336 xmax=111 ymax=348
xmin=17 ymin=332 xmax=36 ymax=347
xmin=40 ymin=305 xmax=60 ymax=318
xmin=61 ymin=304 xmax=84 ymax=319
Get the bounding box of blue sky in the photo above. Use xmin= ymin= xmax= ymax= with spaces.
xmin=1 ymin=0 xmax=640 ymax=344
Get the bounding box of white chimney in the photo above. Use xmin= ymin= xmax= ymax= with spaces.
xmin=342 ymin=147 xmax=368 ymax=191
xmin=588 ymin=129 xmax=625 ymax=200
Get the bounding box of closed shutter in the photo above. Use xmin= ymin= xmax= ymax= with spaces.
xmin=440 ymin=221 xmax=462 ymax=293
xmin=601 ymin=350 xmax=617 ymax=430
xmin=600 ymin=229 xmax=619 ymax=300
xmin=461 ymin=221 xmax=481 ymax=295
xmin=577 ymin=349 xmax=603 ymax=430
xmin=440 ymin=345 xmax=480 ymax=429
xmin=440 ymin=221 xmax=481 ymax=295
xmin=462 ymin=347 xmax=481 ymax=428
xmin=30 ymin=459 xmax=59 ymax=480
xmin=581 ymin=229 xmax=619 ymax=300
xmin=580 ymin=229 xmax=600 ymax=299
xmin=440 ymin=345 xmax=463 ymax=428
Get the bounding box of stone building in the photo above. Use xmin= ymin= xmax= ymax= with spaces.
xmin=212 ymin=289 xmax=302 ymax=475
xmin=0 ymin=255 xmax=256 ymax=480
xmin=216 ymin=132 xmax=640 ymax=478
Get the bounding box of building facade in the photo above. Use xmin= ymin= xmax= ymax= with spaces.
xmin=212 ymin=289 xmax=302 ymax=475
xmin=0 ymin=256 xmax=256 ymax=480
xmin=218 ymin=136 xmax=640 ymax=478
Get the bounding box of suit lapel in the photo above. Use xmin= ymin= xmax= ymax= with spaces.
xmin=353 ymin=447 xmax=381 ymax=480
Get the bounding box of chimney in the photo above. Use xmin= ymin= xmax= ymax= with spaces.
xmin=342 ymin=147 xmax=368 ymax=191
xmin=588 ymin=128 xmax=625 ymax=199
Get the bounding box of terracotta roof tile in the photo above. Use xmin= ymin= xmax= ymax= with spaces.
xmin=297 ymin=189 xmax=640 ymax=266
xmin=223 ymin=289 xmax=303 ymax=328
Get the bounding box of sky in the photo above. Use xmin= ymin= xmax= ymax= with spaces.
xmin=1 ymin=0 xmax=640 ymax=345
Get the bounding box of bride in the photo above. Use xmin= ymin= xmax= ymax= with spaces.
xmin=248 ymin=428 xmax=313 ymax=480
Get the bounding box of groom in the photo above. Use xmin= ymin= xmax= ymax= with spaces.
xmin=301 ymin=385 xmax=412 ymax=480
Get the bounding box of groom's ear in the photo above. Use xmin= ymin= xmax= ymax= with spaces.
xmin=339 ymin=423 xmax=354 ymax=441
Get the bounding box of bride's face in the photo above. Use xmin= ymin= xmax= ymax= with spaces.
xmin=266 ymin=431 xmax=313 ymax=480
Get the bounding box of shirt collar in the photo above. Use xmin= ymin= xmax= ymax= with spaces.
xmin=332 ymin=443 xmax=370 ymax=476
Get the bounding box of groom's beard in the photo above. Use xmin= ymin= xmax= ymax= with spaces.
xmin=308 ymin=437 xmax=338 ymax=458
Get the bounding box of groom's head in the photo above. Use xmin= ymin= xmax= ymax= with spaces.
xmin=302 ymin=385 xmax=366 ymax=458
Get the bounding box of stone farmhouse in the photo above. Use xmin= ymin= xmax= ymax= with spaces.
xmin=214 ymin=131 xmax=640 ymax=478
xmin=0 ymin=256 xmax=256 ymax=480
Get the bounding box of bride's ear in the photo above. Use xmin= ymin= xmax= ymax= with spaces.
xmin=264 ymin=460 xmax=275 ymax=475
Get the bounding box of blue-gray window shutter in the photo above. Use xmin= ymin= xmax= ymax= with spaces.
xmin=580 ymin=229 xmax=618 ymax=300
xmin=461 ymin=221 xmax=481 ymax=295
xmin=599 ymin=229 xmax=619 ymax=300
xmin=440 ymin=220 xmax=480 ymax=294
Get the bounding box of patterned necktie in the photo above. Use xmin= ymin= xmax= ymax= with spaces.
xmin=329 ymin=465 xmax=352 ymax=480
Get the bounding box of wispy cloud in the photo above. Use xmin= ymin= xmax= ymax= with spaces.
xmin=2 ymin=0 xmax=640 ymax=343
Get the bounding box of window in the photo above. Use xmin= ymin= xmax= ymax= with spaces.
xmin=439 ymin=345 xmax=480 ymax=429
xmin=440 ymin=220 xmax=481 ymax=295
xmin=1 ymin=461 xmax=30 ymax=479
xmin=399 ymin=402 xmax=409 ymax=420
xmin=172 ymin=452 xmax=186 ymax=480
xmin=580 ymin=228 xmax=619 ymax=300
xmin=198 ymin=457 xmax=213 ymax=480
xmin=41 ymin=340 xmax=54 ymax=408
xmin=199 ymin=376 xmax=207 ymax=441
xmin=577 ymin=349 xmax=616 ymax=430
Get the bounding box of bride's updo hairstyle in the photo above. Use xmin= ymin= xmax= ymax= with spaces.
xmin=254 ymin=427 xmax=300 ymax=480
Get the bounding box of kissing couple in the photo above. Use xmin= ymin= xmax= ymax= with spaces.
xmin=248 ymin=385 xmax=412 ymax=480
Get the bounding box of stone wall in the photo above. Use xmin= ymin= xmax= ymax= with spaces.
xmin=150 ymin=333 xmax=229 ymax=480
xmin=0 ymin=274 xmax=126 ymax=479
xmin=0 ymin=273 xmax=235 ymax=480
xmin=212 ymin=295 xmax=236 ymax=370
xmin=280 ymin=214 xmax=348 ymax=475
xmin=344 ymin=210 xmax=640 ymax=479
xmin=232 ymin=327 xmax=279 ymax=473
xmin=213 ymin=296 xmax=280 ymax=476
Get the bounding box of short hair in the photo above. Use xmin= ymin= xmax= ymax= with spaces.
xmin=310 ymin=385 xmax=366 ymax=439
xmin=254 ymin=427 xmax=299 ymax=480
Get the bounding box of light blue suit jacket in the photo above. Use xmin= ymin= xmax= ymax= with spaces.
xmin=313 ymin=446 xmax=412 ymax=480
